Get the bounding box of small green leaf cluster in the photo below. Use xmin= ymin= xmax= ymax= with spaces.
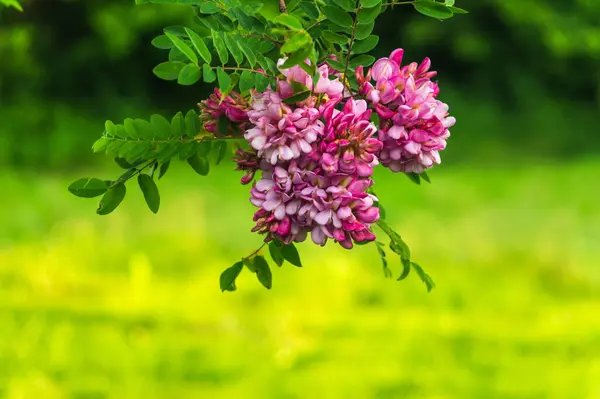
xmin=69 ymin=110 xmax=234 ymax=215
xmin=376 ymin=219 xmax=435 ymax=292
xmin=220 ymin=242 xmax=302 ymax=292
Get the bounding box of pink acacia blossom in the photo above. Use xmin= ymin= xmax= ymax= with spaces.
xmin=317 ymin=99 xmax=383 ymax=177
xmin=245 ymin=90 xmax=324 ymax=164
xmin=357 ymin=48 xmax=455 ymax=173
xmin=198 ymin=88 xmax=250 ymax=135
xmin=276 ymin=59 xmax=345 ymax=101
xmin=248 ymin=163 xmax=379 ymax=248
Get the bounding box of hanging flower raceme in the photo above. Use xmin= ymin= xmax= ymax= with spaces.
xmin=357 ymin=49 xmax=456 ymax=173
xmin=70 ymin=2 xmax=467 ymax=292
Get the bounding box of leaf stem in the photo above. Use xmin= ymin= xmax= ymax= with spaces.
xmin=244 ymin=242 xmax=267 ymax=260
xmin=220 ymin=66 xmax=278 ymax=79
xmin=102 ymin=135 xmax=247 ymax=145
xmin=111 ymin=160 xmax=155 ymax=188
xmin=342 ymin=4 xmax=362 ymax=95
xmin=382 ymin=1 xmax=415 ymax=5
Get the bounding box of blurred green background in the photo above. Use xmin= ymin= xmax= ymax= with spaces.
xmin=1 ymin=1 xmax=599 ymax=398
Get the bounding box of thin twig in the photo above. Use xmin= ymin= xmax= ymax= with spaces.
xmin=342 ymin=5 xmax=361 ymax=95
xmin=279 ymin=0 xmax=287 ymax=13
xmin=102 ymin=135 xmax=247 ymax=144
xmin=244 ymin=242 xmax=267 ymax=260
xmin=382 ymin=1 xmax=415 ymax=6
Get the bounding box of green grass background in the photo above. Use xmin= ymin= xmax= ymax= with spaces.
xmin=1 ymin=159 xmax=599 ymax=399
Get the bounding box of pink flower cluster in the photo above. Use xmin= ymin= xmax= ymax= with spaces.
xmin=357 ymin=49 xmax=456 ymax=173
xmin=237 ymin=61 xmax=381 ymax=248
xmin=204 ymin=49 xmax=454 ymax=248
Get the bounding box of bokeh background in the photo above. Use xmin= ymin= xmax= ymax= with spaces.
xmin=1 ymin=1 xmax=600 ymax=398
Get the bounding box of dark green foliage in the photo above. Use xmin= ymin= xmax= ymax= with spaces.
xmin=268 ymin=241 xmax=285 ymax=267
xmin=137 ymin=174 xmax=161 ymax=214
xmin=68 ymin=178 xmax=108 ymax=198
xmin=97 ymin=183 xmax=126 ymax=215
xmin=220 ymin=261 xmax=244 ymax=292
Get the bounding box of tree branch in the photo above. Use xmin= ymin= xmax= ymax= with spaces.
xmin=279 ymin=0 xmax=287 ymax=13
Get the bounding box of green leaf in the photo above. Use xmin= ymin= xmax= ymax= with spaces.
xmin=450 ymin=6 xmax=468 ymax=14
xmin=360 ymin=0 xmax=381 ymax=7
xmin=254 ymin=73 xmax=270 ymax=92
xmin=150 ymin=114 xmax=172 ymax=139
xmin=137 ymin=174 xmax=160 ymax=214
xmin=158 ymin=161 xmax=170 ymax=179
xmin=123 ymin=119 xmax=139 ymax=139
xmin=357 ymin=3 xmax=381 ymax=24
xmin=153 ymin=61 xmax=185 ymax=81
xmin=352 ymin=35 xmax=379 ymax=54
xmin=216 ymin=67 xmax=231 ymax=93
xmin=444 ymin=0 xmax=455 ymax=6
xmin=202 ymin=64 xmax=217 ymax=83
xmin=411 ymin=262 xmax=435 ymax=292
xmin=151 ymin=35 xmax=173 ymax=50
xmin=165 ymin=32 xmax=198 ymax=64
xmin=178 ymin=63 xmax=202 ymax=85
xmin=199 ymin=2 xmax=220 ymax=14
xmin=171 ymin=112 xmax=185 ymax=138
xmin=97 ymin=183 xmax=126 ymax=216
xmin=268 ymin=241 xmax=285 ymax=267
xmin=187 ymin=154 xmax=210 ymax=176
xmin=252 ymin=256 xmax=272 ymax=289
xmin=421 ymin=171 xmax=431 ymax=183
xmin=184 ymin=110 xmax=198 ymax=137
xmin=413 ymin=0 xmax=454 ymax=19
xmin=68 ymin=178 xmax=108 ymax=198
xmin=237 ymin=41 xmax=257 ymax=67
xmin=211 ymin=30 xmax=229 ymax=65
xmin=281 ymin=33 xmax=312 ymax=54
xmin=220 ymin=261 xmax=243 ymax=292
xmin=184 ymin=28 xmax=212 ymax=64
xmin=355 ymin=20 xmax=375 ymax=40
xmin=398 ymin=258 xmax=411 ymax=281
xmin=322 ymin=5 xmax=353 ymax=27
xmin=299 ymin=2 xmax=319 ymax=19
xmin=349 ymin=55 xmax=376 ymax=68
xmin=198 ymin=140 xmax=212 ymax=156
xmin=331 ymin=0 xmax=356 ymax=12
xmin=280 ymin=45 xmax=312 ymax=69
xmin=321 ymin=30 xmax=350 ymax=45
xmin=214 ymin=115 xmax=228 ymax=136
xmin=92 ymin=138 xmax=109 ymax=153
xmin=406 ymin=172 xmax=421 ymax=185
xmin=283 ymin=91 xmax=311 ymax=104
xmin=134 ymin=119 xmax=152 ymax=139
xmin=326 ymin=58 xmax=346 ymax=72
xmin=274 ymin=14 xmax=303 ymax=30
xmin=214 ymin=141 xmax=228 ymax=165
xmin=375 ymin=241 xmax=392 ymax=278
xmin=223 ymin=33 xmax=244 ymax=65
xmin=114 ymin=158 xmax=134 ymax=169
xmin=281 ymin=243 xmax=302 ymax=267
xmin=239 ymin=70 xmax=254 ymax=92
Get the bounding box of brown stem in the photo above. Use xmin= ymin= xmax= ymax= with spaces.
xmin=279 ymin=0 xmax=287 ymax=13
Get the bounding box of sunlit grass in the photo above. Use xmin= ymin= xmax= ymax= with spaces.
xmin=1 ymin=159 xmax=599 ymax=399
